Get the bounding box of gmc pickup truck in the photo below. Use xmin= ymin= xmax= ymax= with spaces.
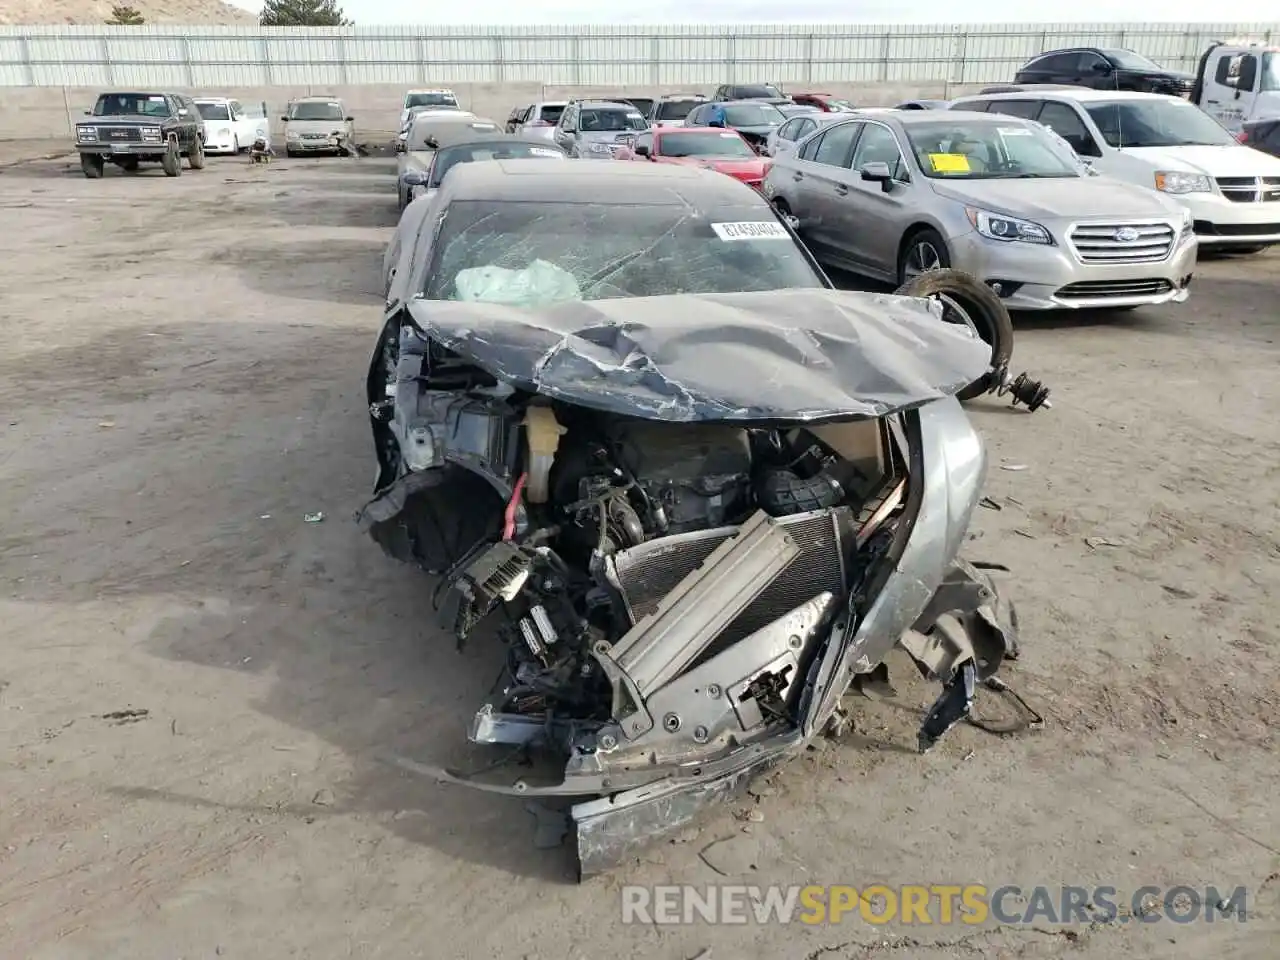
xmin=75 ymin=91 xmax=206 ymax=178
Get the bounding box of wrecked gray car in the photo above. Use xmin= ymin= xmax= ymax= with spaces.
xmin=360 ymin=160 xmax=1021 ymax=877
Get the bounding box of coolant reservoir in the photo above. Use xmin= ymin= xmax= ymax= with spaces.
xmin=522 ymin=405 xmax=565 ymax=504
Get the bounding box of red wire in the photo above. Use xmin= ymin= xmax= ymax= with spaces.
xmin=503 ymin=472 xmax=528 ymax=541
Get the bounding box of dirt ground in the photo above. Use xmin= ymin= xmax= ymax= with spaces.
xmin=0 ymin=146 xmax=1277 ymax=960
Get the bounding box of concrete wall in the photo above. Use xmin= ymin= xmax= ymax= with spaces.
xmin=1 ymin=80 xmax=992 ymax=140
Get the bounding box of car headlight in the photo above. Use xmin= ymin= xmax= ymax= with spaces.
xmin=141 ymin=127 xmax=161 ymax=140
xmin=1154 ymin=171 xmax=1211 ymax=194
xmin=77 ymin=126 xmax=98 ymax=140
xmin=286 ymin=130 xmax=301 ymax=141
xmin=965 ymin=208 xmax=1052 ymax=244
xmin=585 ymin=141 xmax=613 ymax=155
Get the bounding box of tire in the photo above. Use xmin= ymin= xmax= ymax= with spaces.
xmin=80 ymin=154 xmax=104 ymax=179
xmin=161 ymin=141 xmax=181 ymax=177
xmin=897 ymin=227 xmax=951 ymax=286
xmin=894 ymin=268 xmax=1015 ymax=402
xmin=187 ymin=136 xmax=206 ymax=170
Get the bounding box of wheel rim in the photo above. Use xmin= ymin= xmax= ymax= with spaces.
xmin=930 ymin=291 xmax=994 ymax=348
xmin=903 ymin=240 xmax=943 ymax=280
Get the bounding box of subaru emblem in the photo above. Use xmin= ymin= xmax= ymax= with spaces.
xmin=1114 ymin=226 xmax=1140 ymax=242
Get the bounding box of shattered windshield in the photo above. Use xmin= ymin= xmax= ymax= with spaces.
xmin=195 ymin=102 xmax=230 ymax=121
xmin=423 ymin=200 xmax=823 ymax=305
xmin=288 ymin=102 xmax=344 ymax=121
xmin=406 ymin=91 xmax=457 ymax=109
xmin=92 ymin=94 xmax=171 ymax=118
xmin=428 ymin=142 xmax=566 ymax=186
xmin=724 ymin=103 xmax=785 ymax=126
xmin=579 ymin=108 xmax=648 ymax=132
xmin=905 ymin=118 xmax=1083 ymax=178
xmin=658 ymin=131 xmax=756 ymax=158
xmin=1084 ymin=99 xmax=1234 ymax=147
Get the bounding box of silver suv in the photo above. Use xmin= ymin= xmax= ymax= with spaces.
xmin=553 ymin=100 xmax=649 ymax=159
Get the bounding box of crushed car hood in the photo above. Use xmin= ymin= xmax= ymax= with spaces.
xmin=405 ymin=288 xmax=992 ymax=422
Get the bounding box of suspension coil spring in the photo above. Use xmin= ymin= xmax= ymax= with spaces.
xmin=996 ymin=372 xmax=1052 ymax=412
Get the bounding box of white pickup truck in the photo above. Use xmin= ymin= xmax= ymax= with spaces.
xmin=1191 ymin=42 xmax=1280 ymax=134
xmin=193 ymin=97 xmax=271 ymax=155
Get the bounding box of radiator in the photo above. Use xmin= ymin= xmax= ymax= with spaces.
xmin=605 ymin=507 xmax=855 ymax=650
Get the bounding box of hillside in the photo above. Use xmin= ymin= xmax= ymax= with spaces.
xmin=0 ymin=0 xmax=257 ymax=24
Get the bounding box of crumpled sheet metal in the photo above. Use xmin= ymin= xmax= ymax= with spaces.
xmin=405 ymin=288 xmax=992 ymax=423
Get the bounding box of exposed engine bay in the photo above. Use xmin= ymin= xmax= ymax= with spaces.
xmin=358 ymin=288 xmax=1025 ymax=877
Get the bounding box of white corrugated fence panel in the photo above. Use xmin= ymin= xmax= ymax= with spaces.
xmin=0 ymin=23 xmax=1277 ymax=87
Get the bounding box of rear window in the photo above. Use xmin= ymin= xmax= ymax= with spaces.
xmin=655 ymin=99 xmax=701 ymax=121
xmin=424 ymin=200 xmax=822 ymax=305
xmin=579 ymin=108 xmax=648 ymax=132
xmin=406 ymin=91 xmax=457 ymax=109
xmin=735 ymin=85 xmax=784 ymax=99
xmin=429 ymin=141 xmax=565 ymax=186
xmin=195 ymin=102 xmax=230 ymax=121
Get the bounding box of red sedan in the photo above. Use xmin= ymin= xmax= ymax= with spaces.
xmin=617 ymin=127 xmax=771 ymax=190
xmin=789 ymin=92 xmax=858 ymax=112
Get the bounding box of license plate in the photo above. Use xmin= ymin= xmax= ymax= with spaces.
xmin=111 ymin=143 xmax=130 ymax=153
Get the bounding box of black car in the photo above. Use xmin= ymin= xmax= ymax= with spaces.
xmin=1013 ymin=48 xmax=1194 ymax=97
xmin=1240 ymin=117 xmax=1280 ymax=158
xmin=74 ymin=91 xmax=206 ymax=179
xmin=713 ymin=83 xmax=788 ymax=102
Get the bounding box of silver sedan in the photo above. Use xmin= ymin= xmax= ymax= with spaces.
xmin=763 ymin=110 xmax=1199 ymax=311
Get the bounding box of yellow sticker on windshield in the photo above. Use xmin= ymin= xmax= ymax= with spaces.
xmin=928 ymin=153 xmax=970 ymax=173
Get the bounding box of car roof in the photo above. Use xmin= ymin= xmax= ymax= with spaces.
xmin=436 ymin=134 xmax=565 ymax=152
xmin=292 ymin=95 xmax=343 ymax=103
xmin=958 ymin=88 xmax=1187 ymax=104
xmin=887 ymin=109 xmax=1023 ymax=125
xmin=574 ymin=100 xmax=639 ymax=110
xmin=413 ymin=120 xmax=503 ymax=146
xmin=657 ymin=126 xmax=745 ymax=134
xmin=406 ymin=87 xmax=455 ymax=93
xmin=438 ymin=159 xmax=770 ymax=207
xmin=717 ymin=99 xmax=785 ymax=107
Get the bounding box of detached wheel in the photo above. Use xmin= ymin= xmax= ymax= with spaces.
xmin=188 ymin=136 xmax=206 ymax=170
xmin=894 ymin=268 xmax=1015 ymax=402
xmin=897 ymin=227 xmax=950 ymax=286
xmin=161 ymin=141 xmax=182 ymax=177
xmin=80 ymin=154 xmax=104 ymax=179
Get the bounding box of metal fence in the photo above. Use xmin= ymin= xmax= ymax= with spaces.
xmin=1 ymin=22 xmax=1277 ymax=88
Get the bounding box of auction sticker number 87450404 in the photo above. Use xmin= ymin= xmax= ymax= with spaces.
xmin=711 ymin=221 xmax=790 ymax=241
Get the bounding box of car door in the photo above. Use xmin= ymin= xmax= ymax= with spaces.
xmin=170 ymin=96 xmax=193 ymax=147
xmin=791 ymin=120 xmax=861 ymax=258
xmin=1076 ymin=51 xmax=1118 ymax=89
xmin=1034 ymin=100 xmax=1103 ymax=159
xmin=554 ymin=105 xmax=577 ymax=152
xmin=1204 ymin=50 xmax=1257 ymax=131
xmin=841 ymin=120 xmax=916 ymax=276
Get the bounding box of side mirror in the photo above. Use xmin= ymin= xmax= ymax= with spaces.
xmin=83 ymin=109 xmax=91 ymax=115
xmin=634 ymin=143 xmax=649 ymax=157
xmin=708 ymin=118 xmax=725 ymax=128
xmin=345 ymin=116 xmax=354 ymax=122
xmin=1238 ymin=59 xmax=1258 ymax=92
xmin=1090 ymin=62 xmax=1112 ymax=74
xmin=860 ymin=161 xmax=894 ymax=190
xmin=401 ymin=170 xmax=428 ymax=186
xmin=280 ymin=116 xmax=289 ymax=122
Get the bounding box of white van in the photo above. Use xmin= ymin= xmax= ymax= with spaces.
xmin=193 ymin=97 xmax=270 ymax=155
xmin=950 ymin=89 xmax=1280 ymax=252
